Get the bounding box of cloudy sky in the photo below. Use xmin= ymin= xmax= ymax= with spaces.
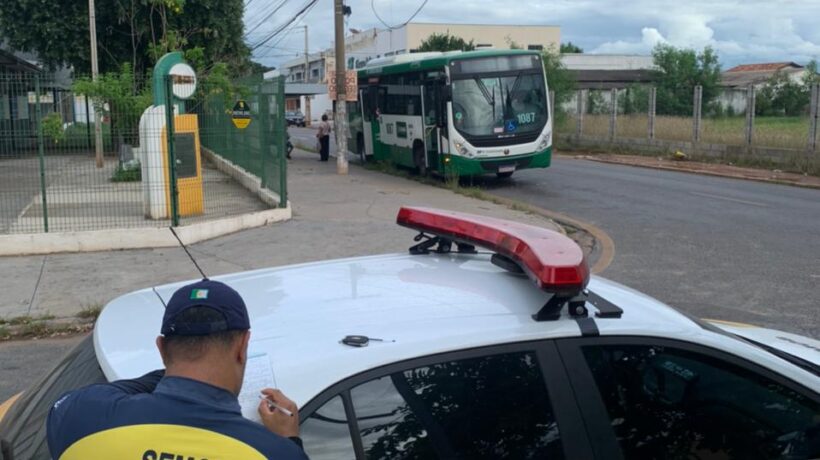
xmin=244 ymin=0 xmax=820 ymax=70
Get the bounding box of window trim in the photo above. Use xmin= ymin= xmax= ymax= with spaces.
xmin=300 ymin=340 xmax=592 ymax=460
xmin=556 ymin=335 xmax=820 ymax=460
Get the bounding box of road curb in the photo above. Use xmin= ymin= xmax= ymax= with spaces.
xmin=576 ymin=155 xmax=820 ymax=190
xmin=482 ymin=193 xmax=615 ymax=274
xmin=0 ymin=206 xmax=291 ymax=256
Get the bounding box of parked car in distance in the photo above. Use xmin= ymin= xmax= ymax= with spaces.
xmin=285 ymin=110 xmax=306 ymax=127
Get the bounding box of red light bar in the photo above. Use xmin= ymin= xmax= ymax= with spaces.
xmin=397 ymin=207 xmax=589 ymax=294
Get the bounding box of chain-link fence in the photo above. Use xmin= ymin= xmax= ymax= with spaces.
xmin=0 ymin=72 xmax=286 ymax=235
xmin=555 ymin=83 xmax=820 ymax=172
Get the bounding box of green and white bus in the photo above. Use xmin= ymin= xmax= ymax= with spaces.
xmin=347 ymin=49 xmax=552 ymax=178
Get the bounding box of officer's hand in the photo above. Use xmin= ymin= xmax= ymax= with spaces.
xmin=258 ymin=388 xmax=299 ymax=438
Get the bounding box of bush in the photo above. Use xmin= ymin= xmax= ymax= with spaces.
xmin=110 ymin=162 xmax=141 ymax=182
xmin=42 ymin=112 xmax=65 ymax=144
xmin=63 ymin=122 xmax=113 ymax=151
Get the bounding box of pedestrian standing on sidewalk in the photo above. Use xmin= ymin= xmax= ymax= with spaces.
xmin=316 ymin=114 xmax=331 ymax=162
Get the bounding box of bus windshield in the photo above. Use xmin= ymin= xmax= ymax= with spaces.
xmin=451 ymin=72 xmax=547 ymax=139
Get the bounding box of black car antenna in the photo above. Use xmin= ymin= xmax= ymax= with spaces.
xmin=150 ymin=227 xmax=207 ymax=310
xmin=169 ymin=226 xmax=209 ymax=280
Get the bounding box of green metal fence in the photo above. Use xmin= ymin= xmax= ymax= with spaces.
xmin=193 ymin=75 xmax=287 ymax=209
xmin=0 ymin=72 xmax=286 ymax=235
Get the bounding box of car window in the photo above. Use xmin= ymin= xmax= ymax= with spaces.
xmin=582 ymin=344 xmax=820 ymax=460
xmin=349 ymin=351 xmax=563 ymax=459
xmin=301 ymin=395 xmax=356 ymax=460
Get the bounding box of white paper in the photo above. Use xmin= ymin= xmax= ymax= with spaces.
xmin=238 ymin=352 xmax=277 ymax=420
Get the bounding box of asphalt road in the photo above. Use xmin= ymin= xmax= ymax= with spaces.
xmin=484 ymin=157 xmax=820 ymax=338
xmin=0 ymin=335 xmax=85 ymax=403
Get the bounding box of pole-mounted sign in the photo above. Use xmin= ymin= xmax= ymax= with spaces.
xmin=232 ymin=100 xmax=251 ymax=129
xmin=169 ymin=63 xmax=197 ymax=100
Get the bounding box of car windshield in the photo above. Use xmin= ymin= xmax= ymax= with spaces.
xmin=451 ymin=73 xmax=547 ymax=138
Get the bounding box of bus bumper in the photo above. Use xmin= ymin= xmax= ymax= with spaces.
xmin=444 ymin=147 xmax=552 ymax=176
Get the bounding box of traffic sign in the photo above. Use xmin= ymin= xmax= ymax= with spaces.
xmin=232 ymin=100 xmax=251 ymax=129
xmin=328 ymin=70 xmax=358 ymax=102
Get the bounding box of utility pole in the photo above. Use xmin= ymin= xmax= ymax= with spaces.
xmin=333 ymin=0 xmax=349 ymax=174
xmin=88 ymin=0 xmax=104 ymax=168
xmin=303 ymin=25 xmax=311 ymax=127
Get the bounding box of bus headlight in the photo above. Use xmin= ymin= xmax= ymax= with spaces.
xmin=454 ymin=142 xmax=470 ymax=157
xmin=538 ymin=133 xmax=551 ymax=150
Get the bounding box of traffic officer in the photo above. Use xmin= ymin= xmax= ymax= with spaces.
xmin=47 ymin=279 xmax=308 ymax=460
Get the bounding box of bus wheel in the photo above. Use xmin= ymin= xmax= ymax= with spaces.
xmin=496 ymin=171 xmax=514 ymax=179
xmin=413 ymin=143 xmax=427 ymax=176
xmin=357 ymin=135 xmax=366 ymax=164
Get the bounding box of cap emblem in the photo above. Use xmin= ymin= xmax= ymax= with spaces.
xmin=190 ymin=289 xmax=209 ymax=300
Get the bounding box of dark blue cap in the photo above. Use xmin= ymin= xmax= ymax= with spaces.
xmin=161 ymin=279 xmax=250 ymax=336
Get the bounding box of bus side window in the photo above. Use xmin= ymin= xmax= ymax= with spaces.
xmin=364 ymin=86 xmax=379 ymax=122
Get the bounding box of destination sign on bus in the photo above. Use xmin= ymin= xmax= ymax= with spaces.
xmin=452 ymin=55 xmax=541 ymax=75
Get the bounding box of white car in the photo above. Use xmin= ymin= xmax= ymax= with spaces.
xmin=1 ymin=207 xmax=819 ymax=459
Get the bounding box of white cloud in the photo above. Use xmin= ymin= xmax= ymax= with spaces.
xmin=248 ymin=0 xmax=820 ymax=68
xmin=593 ymin=27 xmax=667 ymax=54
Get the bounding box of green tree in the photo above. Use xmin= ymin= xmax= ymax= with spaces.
xmin=41 ymin=112 xmax=65 ymax=145
xmin=72 ymin=64 xmax=153 ymax=147
xmin=651 ymin=44 xmax=721 ymax=116
xmin=560 ymin=42 xmax=584 ymax=53
xmin=619 ymin=84 xmax=650 ymax=114
xmin=0 ymin=0 xmax=252 ymax=76
xmin=541 ymin=46 xmax=576 ymax=119
xmin=802 ymin=60 xmax=820 ymax=88
xmin=755 ymin=69 xmax=812 ymax=116
xmin=418 ymin=33 xmax=475 ymax=52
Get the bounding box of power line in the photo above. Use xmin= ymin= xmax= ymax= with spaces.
xmin=256 ymin=19 xmax=307 ymax=56
xmin=244 ymin=0 xmax=290 ymax=39
xmin=250 ymin=0 xmax=319 ymax=51
xmin=371 ymin=0 xmax=428 ymax=30
xmin=255 ymin=18 xmax=311 ymax=58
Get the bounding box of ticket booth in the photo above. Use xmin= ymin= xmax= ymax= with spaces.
xmin=163 ymin=114 xmax=203 ymax=216
xmin=139 ymin=52 xmax=204 ymax=219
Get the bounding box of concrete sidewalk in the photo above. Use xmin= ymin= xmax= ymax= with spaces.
xmin=0 ymin=147 xmax=563 ymax=320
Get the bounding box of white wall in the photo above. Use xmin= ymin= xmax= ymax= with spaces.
xmin=301 ymin=94 xmax=333 ymax=123
xmin=561 ymin=54 xmax=655 ymax=70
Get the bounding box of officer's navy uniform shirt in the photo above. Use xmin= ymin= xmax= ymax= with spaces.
xmin=47 ymin=371 xmax=308 ymax=460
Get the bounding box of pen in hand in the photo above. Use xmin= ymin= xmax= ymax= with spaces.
xmin=259 ymin=394 xmax=294 ymax=417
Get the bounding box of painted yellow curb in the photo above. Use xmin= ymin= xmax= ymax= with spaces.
xmin=0 ymin=392 xmax=21 ymax=422
xmin=485 ymin=193 xmax=615 ymax=274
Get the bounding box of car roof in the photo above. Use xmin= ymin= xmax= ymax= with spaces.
xmin=95 ymin=252 xmax=820 ymax=406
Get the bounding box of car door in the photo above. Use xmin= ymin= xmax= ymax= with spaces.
xmin=557 ymin=337 xmax=820 ymax=460
xmin=298 ymin=340 xmax=594 ymax=460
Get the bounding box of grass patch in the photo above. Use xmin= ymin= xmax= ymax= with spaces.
xmin=111 ymin=165 xmax=141 ymax=182
xmin=0 ymin=326 xmax=9 ymax=340
xmin=77 ymin=304 xmax=103 ymax=320
xmin=557 ymin=114 xmax=813 ymax=150
xmin=19 ymin=321 xmax=48 ymax=337
xmin=1 ymin=313 xmax=56 ymax=326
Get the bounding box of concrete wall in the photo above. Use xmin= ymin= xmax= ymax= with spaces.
xmin=405 ymin=23 xmax=560 ymax=51
xmin=345 ymin=28 xmax=409 ymax=68
xmin=716 ymin=88 xmax=749 ymax=114
xmin=301 ymin=94 xmax=333 ymax=123
xmin=561 ymin=54 xmax=655 ymax=70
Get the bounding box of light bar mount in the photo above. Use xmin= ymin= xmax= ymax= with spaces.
xmin=409 ymin=232 xmax=477 ymax=255
xmin=533 ymin=290 xmax=623 ymax=322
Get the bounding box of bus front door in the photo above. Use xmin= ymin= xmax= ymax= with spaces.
xmin=422 ymin=83 xmax=442 ymax=170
